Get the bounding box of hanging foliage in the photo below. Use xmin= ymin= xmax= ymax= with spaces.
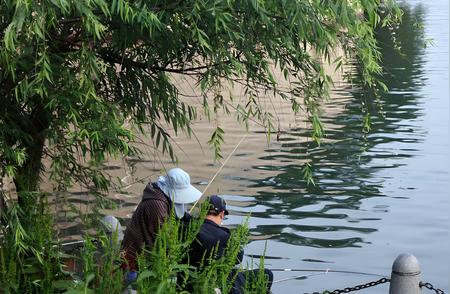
xmin=0 ymin=0 xmax=401 ymax=206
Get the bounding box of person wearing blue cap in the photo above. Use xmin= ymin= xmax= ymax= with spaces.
xmin=187 ymin=195 xmax=273 ymax=294
xmin=187 ymin=195 xmax=234 ymax=267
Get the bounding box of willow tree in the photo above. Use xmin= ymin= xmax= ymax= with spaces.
xmin=0 ymin=0 xmax=401 ymax=210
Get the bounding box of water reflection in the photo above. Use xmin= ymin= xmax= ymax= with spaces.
xmin=247 ymin=3 xmax=427 ymax=249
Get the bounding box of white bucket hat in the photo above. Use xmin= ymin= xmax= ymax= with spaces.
xmin=101 ymin=215 xmax=124 ymax=245
xmin=156 ymin=168 xmax=202 ymax=204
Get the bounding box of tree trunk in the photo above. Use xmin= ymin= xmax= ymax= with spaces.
xmin=13 ymin=135 xmax=46 ymax=210
xmin=11 ymin=101 xmax=50 ymax=211
xmin=0 ymin=188 xmax=7 ymax=227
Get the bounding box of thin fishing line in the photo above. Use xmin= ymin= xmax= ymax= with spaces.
xmin=273 ymin=272 xmax=328 ymax=284
xmin=189 ymin=134 xmax=248 ymax=213
xmin=269 ymin=268 xmax=386 ymax=278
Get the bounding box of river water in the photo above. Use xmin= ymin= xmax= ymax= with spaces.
xmin=240 ymin=1 xmax=449 ymax=292
xmin=53 ymin=0 xmax=448 ymax=293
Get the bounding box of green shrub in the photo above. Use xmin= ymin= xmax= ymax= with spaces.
xmin=1 ymin=200 xmax=269 ymax=294
xmin=0 ymin=194 xmax=63 ymax=293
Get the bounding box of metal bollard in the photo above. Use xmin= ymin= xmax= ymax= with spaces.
xmin=389 ymin=253 xmax=422 ymax=294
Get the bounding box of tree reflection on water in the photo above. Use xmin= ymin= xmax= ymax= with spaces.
xmin=248 ymin=3 xmax=427 ymax=249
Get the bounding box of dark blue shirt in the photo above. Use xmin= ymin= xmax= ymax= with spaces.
xmin=188 ymin=219 xmax=243 ymax=267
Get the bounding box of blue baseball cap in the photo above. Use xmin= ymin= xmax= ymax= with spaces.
xmin=208 ymin=195 xmax=229 ymax=215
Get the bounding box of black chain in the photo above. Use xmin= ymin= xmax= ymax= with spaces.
xmin=420 ymin=281 xmax=446 ymax=294
xmin=305 ymin=277 xmax=390 ymax=294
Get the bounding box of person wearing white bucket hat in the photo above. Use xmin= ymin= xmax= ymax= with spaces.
xmin=154 ymin=168 xmax=202 ymax=219
xmin=121 ymin=168 xmax=201 ymax=275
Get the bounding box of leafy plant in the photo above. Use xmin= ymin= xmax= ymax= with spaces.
xmin=0 ymin=195 xmax=63 ymax=293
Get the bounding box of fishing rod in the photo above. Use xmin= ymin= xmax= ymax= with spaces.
xmin=60 ymin=240 xmax=86 ymax=247
xmin=269 ymin=268 xmax=387 ymax=278
xmin=58 ymin=239 xmax=101 ymax=249
xmin=189 ymin=134 xmax=248 ymax=213
xmin=273 ymin=272 xmax=327 ymax=284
